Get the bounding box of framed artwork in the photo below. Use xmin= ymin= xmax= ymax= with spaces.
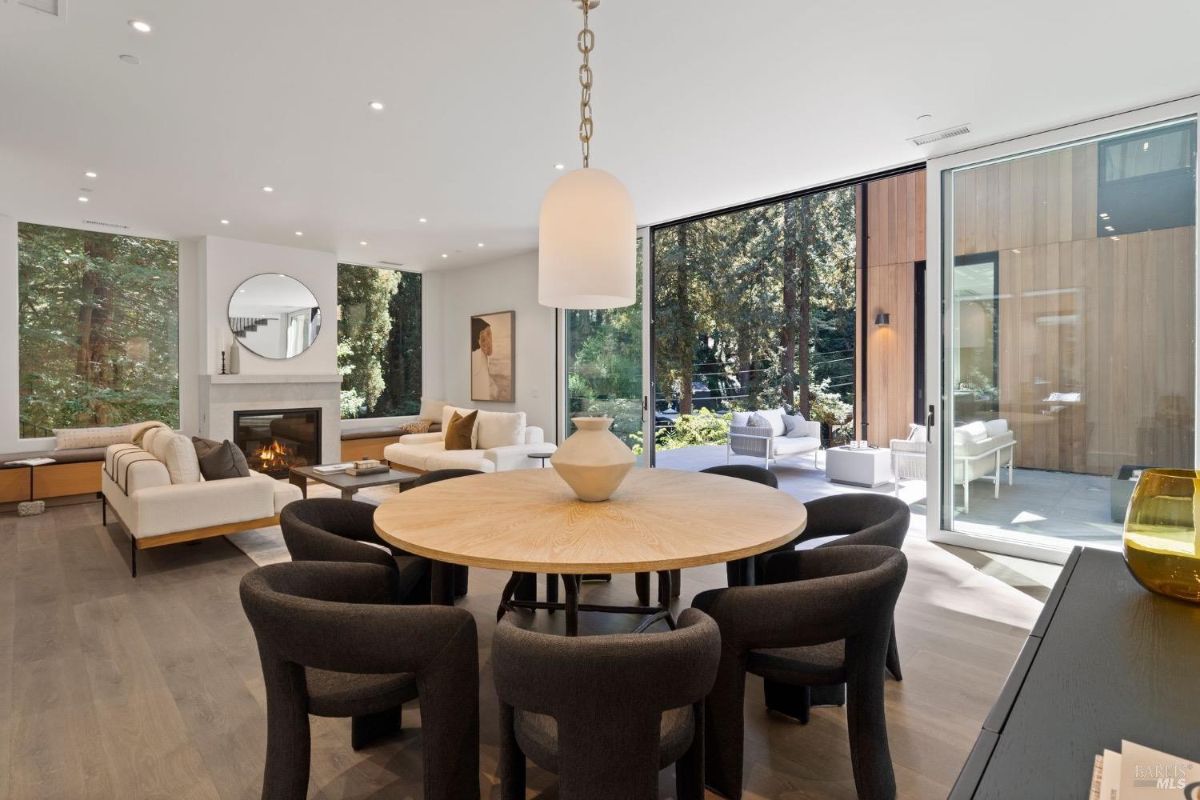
xmin=470 ymin=310 xmax=515 ymax=402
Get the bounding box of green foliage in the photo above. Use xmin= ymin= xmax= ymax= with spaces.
xmin=808 ymin=377 xmax=854 ymax=444
xmin=337 ymin=265 xmax=422 ymax=418
xmin=653 ymin=408 xmax=731 ymax=451
xmin=18 ymin=223 xmax=179 ymax=436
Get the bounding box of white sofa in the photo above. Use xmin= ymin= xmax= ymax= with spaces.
xmin=102 ymin=428 xmax=302 ymax=575
xmin=727 ymin=407 xmax=822 ymax=468
xmin=891 ymin=419 xmax=1016 ymax=511
xmin=383 ymin=405 xmax=554 ymax=473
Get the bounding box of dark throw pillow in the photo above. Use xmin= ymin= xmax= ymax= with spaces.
xmin=443 ymin=410 xmax=477 ymax=451
xmin=193 ymin=437 xmax=251 ymax=480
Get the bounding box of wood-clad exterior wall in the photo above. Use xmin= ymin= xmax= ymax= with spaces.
xmin=952 ymin=144 xmax=1196 ymax=475
xmin=860 ymin=170 xmax=925 ymax=446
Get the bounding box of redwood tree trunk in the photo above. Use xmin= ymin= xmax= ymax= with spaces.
xmin=677 ymin=225 xmax=694 ymax=415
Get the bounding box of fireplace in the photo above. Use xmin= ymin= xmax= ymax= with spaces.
xmin=233 ymin=408 xmax=322 ymax=478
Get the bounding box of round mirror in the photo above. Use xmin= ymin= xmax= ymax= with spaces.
xmin=228 ymin=273 xmax=323 ymax=359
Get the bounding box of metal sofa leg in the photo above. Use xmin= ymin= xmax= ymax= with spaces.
xmin=130 ymin=536 xmax=137 ymax=578
xmin=102 ymin=497 xmax=107 ymax=526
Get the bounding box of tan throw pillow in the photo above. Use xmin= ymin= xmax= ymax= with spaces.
xmin=444 ymin=411 xmax=478 ymax=451
xmin=398 ymin=419 xmax=433 ymax=435
xmin=130 ymin=421 xmax=169 ymax=446
xmin=53 ymin=424 xmax=134 ymax=451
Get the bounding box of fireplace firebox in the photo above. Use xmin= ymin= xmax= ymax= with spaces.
xmin=233 ymin=408 xmax=321 ymax=478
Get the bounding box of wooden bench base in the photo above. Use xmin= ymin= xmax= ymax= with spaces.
xmin=104 ymin=498 xmax=279 ymax=577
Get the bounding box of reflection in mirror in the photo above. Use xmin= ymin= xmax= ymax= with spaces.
xmin=228 ymin=273 xmax=322 ymax=359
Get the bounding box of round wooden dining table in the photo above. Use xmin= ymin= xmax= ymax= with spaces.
xmin=374 ymin=468 xmax=807 ymax=635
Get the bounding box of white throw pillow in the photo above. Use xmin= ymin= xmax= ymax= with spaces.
xmin=749 ymin=408 xmax=786 ymax=437
xmin=53 ymin=424 xmax=134 ymax=451
xmin=782 ymin=413 xmax=808 ymax=438
xmin=476 ymin=410 xmax=526 ymax=449
xmin=731 ymin=411 xmax=752 ymax=427
xmin=419 ymin=397 xmax=446 ymax=423
xmin=441 ymin=405 xmax=479 ymax=447
xmin=160 ymin=432 xmax=202 ymax=484
xmin=953 ymin=421 xmax=989 ymax=446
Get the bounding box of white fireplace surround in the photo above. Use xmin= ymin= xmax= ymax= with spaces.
xmin=198 ymin=374 xmax=341 ymax=468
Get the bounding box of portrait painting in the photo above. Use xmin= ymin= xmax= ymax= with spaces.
xmin=470 ymin=310 xmax=514 ymax=402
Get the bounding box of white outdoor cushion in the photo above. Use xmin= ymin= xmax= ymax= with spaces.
xmin=419 ymin=397 xmax=446 ymax=422
xmin=476 ymin=410 xmax=526 ymax=449
xmin=983 ymin=419 xmax=1009 ymax=438
xmin=953 ymin=421 xmax=990 ymax=446
xmin=773 ymin=436 xmax=820 ymax=455
xmin=160 ymin=432 xmax=202 ymax=484
xmin=731 ymin=411 xmax=753 ymax=427
xmin=750 ymin=408 xmax=786 ymax=437
xmin=782 ymin=413 xmax=807 ymax=437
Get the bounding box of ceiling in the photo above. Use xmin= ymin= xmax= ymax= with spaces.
xmin=1 ymin=0 xmax=1198 ymax=273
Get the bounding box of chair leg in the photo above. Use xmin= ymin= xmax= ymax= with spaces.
xmin=546 ymin=573 xmax=558 ymax=607
xmin=668 ymin=568 xmax=681 ymax=598
xmin=764 ymin=679 xmax=812 ymax=724
xmin=350 ymin=706 xmax=401 ymax=751
xmin=635 ymin=571 xmax=651 ymax=605
xmin=676 ymin=702 xmax=706 ymax=800
xmin=886 ymin=624 xmax=902 ymax=681
xmin=499 ymin=703 xmax=526 ymax=800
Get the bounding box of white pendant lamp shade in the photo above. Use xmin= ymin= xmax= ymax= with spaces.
xmin=538 ymin=167 xmax=636 ymax=309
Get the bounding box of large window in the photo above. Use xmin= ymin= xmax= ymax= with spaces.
xmin=337 ymin=264 xmax=422 ymax=418
xmin=564 ymin=238 xmax=644 ymax=450
xmin=651 ymin=187 xmax=858 ymax=454
xmin=18 ymin=223 xmax=179 ymax=437
xmin=943 ymin=117 xmax=1197 ymax=549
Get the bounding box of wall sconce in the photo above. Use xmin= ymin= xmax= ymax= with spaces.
xmin=874 ymin=312 xmax=891 ymax=326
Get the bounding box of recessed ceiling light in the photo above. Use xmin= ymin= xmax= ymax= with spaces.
xmin=1104 ymin=225 xmax=1115 ymax=232
xmin=441 ymin=253 xmax=448 ymax=259
xmin=1110 ymin=236 xmax=1121 ymax=241
xmin=294 ymin=231 xmax=303 ymax=237
xmin=1099 ymin=212 xmax=1110 ymax=219
xmin=220 ymin=219 xmax=230 ymax=225
xmin=1143 ymin=141 xmax=1150 ymax=151
xmin=368 ymin=100 xmax=385 ymax=111
xmin=262 ymin=185 xmax=274 ymax=193
xmin=477 ymin=242 xmax=485 ymax=248
xmin=77 ymin=196 xmax=89 ymax=203
xmin=418 ymin=217 xmax=428 ymax=224
xmin=359 ymin=240 xmax=368 ymax=246
xmin=118 ymin=54 xmax=140 ymax=65
xmin=1011 ymin=249 xmax=1021 ymax=254
xmin=84 ymin=171 xmax=97 ymax=179
xmin=129 ymin=19 xmax=152 ymax=33
xmin=554 ymin=163 xmax=565 ymax=170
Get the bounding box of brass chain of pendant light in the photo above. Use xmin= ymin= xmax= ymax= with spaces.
xmin=577 ymin=1 xmax=595 ymax=168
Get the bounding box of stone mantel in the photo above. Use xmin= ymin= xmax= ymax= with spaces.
xmin=198 ymin=374 xmax=341 ymax=465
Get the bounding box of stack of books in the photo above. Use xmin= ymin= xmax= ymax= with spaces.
xmin=1089 ymin=741 xmax=1198 ymax=799
xmin=346 ymin=459 xmax=388 ymax=477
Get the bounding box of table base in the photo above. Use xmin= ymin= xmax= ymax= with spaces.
xmin=498 ymin=570 xmax=677 ymax=636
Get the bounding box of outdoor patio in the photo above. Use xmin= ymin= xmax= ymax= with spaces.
xmin=654 ymin=444 xmax=1124 ymax=551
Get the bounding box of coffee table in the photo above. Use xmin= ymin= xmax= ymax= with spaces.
xmin=290 ymin=464 xmax=420 ymax=501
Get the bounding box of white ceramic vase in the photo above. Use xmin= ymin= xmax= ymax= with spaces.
xmin=551 ymin=417 xmax=635 ymax=502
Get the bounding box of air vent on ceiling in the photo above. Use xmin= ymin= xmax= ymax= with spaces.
xmin=83 ymin=219 xmax=130 ymax=230
xmin=908 ymin=124 xmax=971 ymax=147
xmin=378 ymin=260 xmax=406 ymax=268
xmin=16 ymin=0 xmax=65 ymax=17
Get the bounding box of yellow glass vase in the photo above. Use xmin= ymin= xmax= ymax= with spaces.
xmin=1123 ymin=468 xmax=1200 ymax=604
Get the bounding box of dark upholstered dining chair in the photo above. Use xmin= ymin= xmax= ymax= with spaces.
xmin=411 ymin=469 xmax=483 ymax=599
xmin=758 ymin=493 xmax=910 ymax=681
xmin=280 ymin=498 xmax=430 ymax=604
xmin=635 ymin=464 xmax=781 ymax=606
xmin=240 ymin=561 xmax=480 ymax=800
xmin=492 ymin=608 xmax=721 ymax=800
xmin=693 ymin=545 xmax=907 ymax=800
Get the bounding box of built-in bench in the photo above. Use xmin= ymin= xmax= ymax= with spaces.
xmin=340 ymin=423 xmax=441 ymax=462
xmin=0 ymin=446 xmax=107 ymax=503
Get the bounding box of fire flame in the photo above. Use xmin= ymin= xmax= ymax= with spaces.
xmin=255 ymin=439 xmax=293 ymax=469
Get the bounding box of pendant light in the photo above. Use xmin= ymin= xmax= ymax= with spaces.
xmin=538 ymin=0 xmax=636 ymax=310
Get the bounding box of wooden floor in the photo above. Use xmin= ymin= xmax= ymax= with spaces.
xmin=0 ymin=493 xmax=1043 ymax=800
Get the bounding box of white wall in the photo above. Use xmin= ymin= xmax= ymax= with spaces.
xmin=0 ymin=215 xmax=20 ymax=453
xmin=433 ymin=251 xmax=558 ymax=440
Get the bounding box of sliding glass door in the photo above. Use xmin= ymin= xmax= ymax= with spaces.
xmin=932 ymin=112 xmax=1198 ymax=557
xmin=562 ymin=230 xmax=650 ymax=462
